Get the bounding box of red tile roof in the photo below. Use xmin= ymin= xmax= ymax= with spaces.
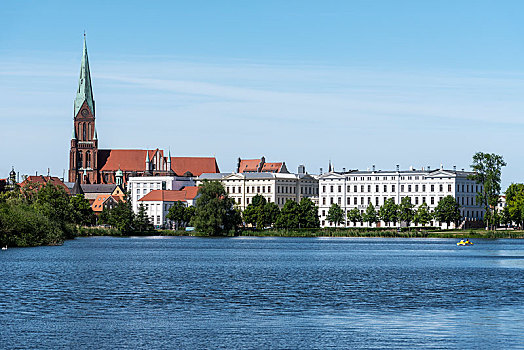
xmin=138 ymin=186 xmax=200 ymax=202
xmin=97 ymin=149 xmax=219 ymax=176
xmin=21 ymin=176 xmax=70 ymax=194
xmin=98 ymin=149 xmax=151 ymax=172
xmin=170 ymin=157 xmax=219 ymax=176
xmin=238 ymin=159 xmax=262 ymax=173
xmin=261 ymin=162 xmax=283 ymax=172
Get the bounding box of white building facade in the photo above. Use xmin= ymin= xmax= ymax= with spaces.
xmin=197 ymin=171 xmax=319 ymax=210
xmin=318 ymin=167 xmax=484 ymax=228
xmin=127 ymin=175 xmax=195 ymax=213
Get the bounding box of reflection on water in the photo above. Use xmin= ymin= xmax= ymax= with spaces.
xmin=0 ymin=237 xmax=523 ymax=349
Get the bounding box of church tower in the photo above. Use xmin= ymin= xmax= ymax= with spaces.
xmin=69 ymin=34 xmax=99 ymax=184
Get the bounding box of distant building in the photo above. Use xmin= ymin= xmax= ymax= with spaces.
xmin=21 ymin=175 xmax=71 ymax=194
xmin=68 ymin=35 xmax=219 ymax=185
xmin=128 ymin=176 xmax=196 ymax=213
xmin=197 ymin=165 xmax=318 ymax=210
xmin=91 ymin=194 xmax=122 ymax=214
xmin=318 ymin=165 xmax=484 ymax=229
xmin=137 ymin=187 xmax=199 ymax=228
xmin=236 ymin=156 xmax=289 ymax=173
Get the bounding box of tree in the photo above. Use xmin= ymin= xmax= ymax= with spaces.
xmin=398 ymin=197 xmax=415 ymax=227
xmin=104 ymin=199 xmax=135 ymax=234
xmin=347 ymin=207 xmax=361 ymax=227
xmin=190 ymin=180 xmax=240 ymax=235
xmin=414 ymin=202 xmax=432 ymax=227
xmin=70 ymin=194 xmax=94 ymax=226
xmin=261 ymin=202 xmax=280 ymax=228
xmin=505 ymin=183 xmax=524 ymax=229
xmin=184 ymin=206 xmax=196 ymax=226
xmin=242 ymin=204 xmax=260 ymax=228
xmin=251 ymin=194 xmax=267 ymax=208
xmin=326 ymin=203 xmax=344 ymax=226
xmin=379 ymin=198 xmax=398 ymax=227
xmin=134 ymin=204 xmax=154 ymax=232
xmin=298 ymin=198 xmax=320 ymax=228
xmin=167 ymin=201 xmax=187 ymax=230
xmin=433 ymin=195 xmax=461 ymax=228
xmin=469 ymin=152 xmax=506 ymax=230
xmin=275 ymin=200 xmax=300 ymax=229
xmin=362 ymin=203 xmax=378 ymax=227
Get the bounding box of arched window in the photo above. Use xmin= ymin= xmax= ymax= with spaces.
xmin=78 ymin=152 xmax=83 ymax=168
xmin=82 ymin=123 xmax=86 ymax=141
xmin=88 ymin=124 xmax=92 ymax=141
xmin=86 ymin=151 xmax=91 ymax=168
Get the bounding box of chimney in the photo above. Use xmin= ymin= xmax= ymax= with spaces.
xmin=453 ymin=165 xmax=456 ymax=171
xmin=298 ymin=164 xmax=305 ymax=174
xmin=342 ymin=167 xmax=346 ymax=173
xmin=396 ymin=164 xmax=399 ymax=172
xmin=409 ymin=165 xmax=413 ymax=171
xmin=440 ymin=163 xmax=443 ymax=170
xmin=320 ymin=167 xmax=323 ymax=174
xmin=372 ymin=165 xmax=375 ymax=172
xmin=427 ymin=166 xmax=431 ymax=171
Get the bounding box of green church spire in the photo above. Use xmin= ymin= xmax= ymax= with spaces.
xmin=74 ymin=33 xmax=95 ymax=118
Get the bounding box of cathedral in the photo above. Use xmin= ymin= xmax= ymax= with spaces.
xmin=69 ymin=36 xmax=219 ymax=184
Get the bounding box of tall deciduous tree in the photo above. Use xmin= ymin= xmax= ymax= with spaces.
xmin=398 ymin=197 xmax=415 ymax=227
xmin=347 ymin=207 xmax=362 ymax=227
xmin=433 ymin=195 xmax=461 ymax=228
xmin=298 ymin=198 xmax=320 ymax=228
xmin=167 ymin=201 xmax=188 ymax=230
xmin=414 ymin=202 xmax=432 ymax=227
xmin=190 ymin=180 xmax=241 ymax=235
xmin=378 ymin=198 xmax=398 ymax=227
xmin=326 ymin=203 xmax=344 ymax=227
xmin=274 ymin=200 xmax=300 ymax=229
xmin=505 ymin=183 xmax=524 ymax=229
xmin=469 ymin=152 xmax=506 ymax=230
xmin=362 ymin=203 xmax=378 ymax=227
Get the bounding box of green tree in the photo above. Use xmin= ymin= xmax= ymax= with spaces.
xmin=379 ymin=198 xmax=398 ymax=227
xmin=362 ymin=203 xmax=378 ymax=227
xmin=469 ymin=152 xmax=506 ymax=230
xmin=242 ymin=204 xmax=260 ymax=228
xmin=414 ymin=202 xmax=432 ymax=227
xmin=184 ymin=206 xmax=196 ymax=226
xmin=505 ymin=183 xmax=524 ymax=228
xmin=275 ymin=200 xmax=300 ymax=229
xmin=190 ymin=180 xmax=240 ymax=235
xmin=134 ymin=204 xmax=154 ymax=232
xmin=433 ymin=195 xmax=461 ymax=228
xmin=298 ymin=198 xmax=320 ymax=228
xmin=167 ymin=201 xmax=187 ymax=230
xmin=326 ymin=203 xmax=344 ymax=226
xmin=70 ymin=194 xmax=94 ymax=226
xmin=251 ymin=194 xmax=267 ymax=208
xmin=105 ymin=199 xmax=135 ymax=234
xmin=347 ymin=207 xmax=362 ymax=227
xmin=398 ymin=197 xmax=415 ymax=227
xmin=261 ymin=202 xmax=280 ymax=228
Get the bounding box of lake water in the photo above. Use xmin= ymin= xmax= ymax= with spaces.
xmin=0 ymin=237 xmax=523 ymax=349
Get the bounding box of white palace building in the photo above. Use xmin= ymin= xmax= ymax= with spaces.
xmin=318 ymin=165 xmax=484 ymax=228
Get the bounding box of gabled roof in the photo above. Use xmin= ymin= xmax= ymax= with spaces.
xmin=138 ymin=186 xmax=200 ymax=202
xmin=238 ymin=159 xmax=262 ymax=172
xmin=170 ymin=157 xmax=219 ymax=176
xmin=98 ymin=149 xmax=150 ymax=172
xmin=81 ymin=184 xmax=117 ymax=194
xmin=261 ymin=162 xmax=284 ymax=172
xmin=91 ymin=194 xmax=121 ymax=212
xmin=21 ymin=176 xmax=70 ymax=194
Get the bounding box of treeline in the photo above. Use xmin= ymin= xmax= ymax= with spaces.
xmin=327 ymin=195 xmax=461 ymax=228
xmin=0 ymin=183 xmax=94 ymax=247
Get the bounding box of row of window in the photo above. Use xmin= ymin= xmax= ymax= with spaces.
xmin=321 ymin=195 xmax=478 ymax=207
xmin=322 ymin=183 xmax=480 ymax=194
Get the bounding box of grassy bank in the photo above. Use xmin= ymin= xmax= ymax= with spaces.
xmin=72 ymin=226 xmax=524 ymax=239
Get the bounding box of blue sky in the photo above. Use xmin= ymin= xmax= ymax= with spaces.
xmin=1 ymin=0 xmax=523 ymax=189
